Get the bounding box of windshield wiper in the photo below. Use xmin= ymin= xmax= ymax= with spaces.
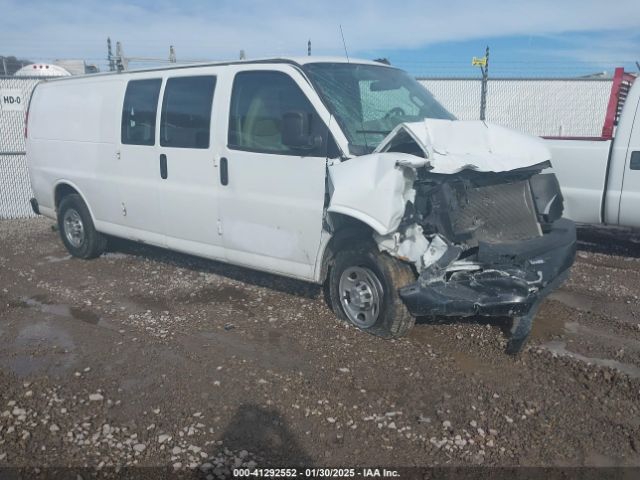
xmin=356 ymin=129 xmax=391 ymax=134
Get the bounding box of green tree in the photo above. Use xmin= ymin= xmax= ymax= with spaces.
xmin=0 ymin=55 xmax=34 ymax=76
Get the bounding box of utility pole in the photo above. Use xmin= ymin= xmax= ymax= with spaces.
xmin=2 ymin=57 xmax=7 ymax=76
xmin=308 ymin=39 xmax=311 ymax=56
xmin=115 ymin=41 xmax=128 ymax=72
xmin=472 ymin=46 xmax=490 ymax=121
xmin=107 ymin=37 xmax=115 ymax=72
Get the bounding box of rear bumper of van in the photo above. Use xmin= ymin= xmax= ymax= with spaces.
xmin=398 ymin=219 xmax=576 ymax=318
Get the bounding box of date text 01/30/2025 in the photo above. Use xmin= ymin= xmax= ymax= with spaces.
xmin=233 ymin=468 xmax=400 ymax=477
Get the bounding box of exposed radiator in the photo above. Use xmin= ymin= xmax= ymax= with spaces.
xmin=451 ymin=180 xmax=542 ymax=245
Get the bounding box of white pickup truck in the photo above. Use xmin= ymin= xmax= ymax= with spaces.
xmin=546 ymin=69 xmax=639 ymax=227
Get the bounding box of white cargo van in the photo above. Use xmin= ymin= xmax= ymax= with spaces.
xmin=26 ymin=57 xmax=576 ymax=353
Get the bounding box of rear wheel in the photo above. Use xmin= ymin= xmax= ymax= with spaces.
xmin=57 ymin=194 xmax=107 ymax=259
xmin=329 ymin=245 xmax=416 ymax=338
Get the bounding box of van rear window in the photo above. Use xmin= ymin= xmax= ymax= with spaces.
xmin=160 ymin=76 xmax=216 ymax=149
xmin=121 ymin=79 xmax=162 ymax=146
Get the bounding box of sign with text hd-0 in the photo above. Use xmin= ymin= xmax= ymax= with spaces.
xmin=0 ymin=89 xmax=25 ymax=111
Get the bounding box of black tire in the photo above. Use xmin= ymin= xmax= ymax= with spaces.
xmin=57 ymin=194 xmax=107 ymax=259
xmin=329 ymin=245 xmax=416 ymax=338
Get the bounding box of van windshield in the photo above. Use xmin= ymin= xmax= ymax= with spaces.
xmin=303 ymin=62 xmax=454 ymax=155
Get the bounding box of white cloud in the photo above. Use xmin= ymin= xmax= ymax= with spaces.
xmin=1 ymin=0 xmax=640 ymax=65
xmin=531 ymin=31 xmax=640 ymax=64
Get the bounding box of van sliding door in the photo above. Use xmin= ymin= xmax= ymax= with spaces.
xmin=158 ymin=75 xmax=224 ymax=259
xmin=117 ymin=78 xmax=166 ymax=246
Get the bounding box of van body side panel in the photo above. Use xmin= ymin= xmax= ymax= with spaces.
xmin=26 ymin=88 xmax=52 ymax=213
xmin=92 ymin=221 xmax=167 ymax=249
xmin=26 ymin=65 xmax=338 ymax=281
xmin=27 ymin=78 xmax=121 ymax=224
xmin=546 ymin=139 xmax=611 ymax=224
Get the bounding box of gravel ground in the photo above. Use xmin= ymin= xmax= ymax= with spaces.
xmin=1 ymin=218 xmax=640 ymax=473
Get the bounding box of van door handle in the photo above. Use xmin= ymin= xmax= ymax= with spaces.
xmin=220 ymin=157 xmax=228 ymax=185
xmin=630 ymin=151 xmax=640 ymax=170
xmin=160 ymin=154 xmax=168 ymax=179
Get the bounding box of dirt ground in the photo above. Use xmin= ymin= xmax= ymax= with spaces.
xmin=1 ymin=218 xmax=640 ymax=474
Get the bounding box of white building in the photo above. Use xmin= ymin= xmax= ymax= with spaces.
xmin=14 ymin=63 xmax=71 ymax=77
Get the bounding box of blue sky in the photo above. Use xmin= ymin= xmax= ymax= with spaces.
xmin=2 ymin=0 xmax=640 ymax=77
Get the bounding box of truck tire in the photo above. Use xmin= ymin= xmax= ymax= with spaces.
xmin=57 ymin=194 xmax=107 ymax=259
xmin=329 ymin=246 xmax=416 ymax=338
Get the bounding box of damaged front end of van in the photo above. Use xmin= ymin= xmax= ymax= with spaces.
xmin=327 ymin=119 xmax=576 ymax=353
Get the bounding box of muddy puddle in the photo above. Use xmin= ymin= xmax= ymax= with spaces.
xmin=541 ymin=340 xmax=640 ymax=379
xmin=190 ymin=327 xmax=312 ymax=374
xmin=2 ymin=295 xmax=109 ymax=377
xmin=3 ymin=321 xmax=78 ymax=377
xmin=20 ymin=295 xmax=101 ymax=325
xmin=549 ymin=289 xmax=639 ymax=325
xmin=530 ymin=309 xmax=568 ymax=341
xmin=129 ymin=284 xmax=256 ymax=317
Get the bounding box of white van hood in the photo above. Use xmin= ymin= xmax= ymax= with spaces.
xmin=328 ymin=119 xmax=551 ymax=235
xmin=375 ymin=119 xmax=551 ymax=174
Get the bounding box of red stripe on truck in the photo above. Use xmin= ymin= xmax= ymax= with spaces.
xmin=601 ymin=67 xmax=636 ymax=140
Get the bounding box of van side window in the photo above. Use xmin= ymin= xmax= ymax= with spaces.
xmin=121 ymin=79 xmax=162 ymax=146
xmin=160 ymin=76 xmax=216 ymax=149
xmin=228 ymin=71 xmax=332 ymax=156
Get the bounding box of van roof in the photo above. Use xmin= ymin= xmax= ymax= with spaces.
xmin=44 ymin=56 xmax=396 ymax=82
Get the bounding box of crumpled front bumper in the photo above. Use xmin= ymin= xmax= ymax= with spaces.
xmin=398 ymin=218 xmax=576 ymax=318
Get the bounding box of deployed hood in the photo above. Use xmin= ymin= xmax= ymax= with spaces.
xmin=328 ymin=119 xmax=551 ymax=235
xmin=375 ymin=119 xmax=551 ymax=174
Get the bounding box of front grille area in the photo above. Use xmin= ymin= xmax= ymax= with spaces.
xmin=450 ymin=180 xmax=541 ymax=245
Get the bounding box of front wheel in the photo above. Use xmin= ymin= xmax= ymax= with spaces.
xmin=57 ymin=194 xmax=107 ymax=259
xmin=329 ymin=246 xmax=416 ymax=338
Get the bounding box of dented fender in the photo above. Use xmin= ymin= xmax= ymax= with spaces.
xmin=327 ymin=152 xmax=427 ymax=235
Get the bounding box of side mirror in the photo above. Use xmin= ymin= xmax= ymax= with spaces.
xmin=282 ymin=111 xmax=322 ymax=150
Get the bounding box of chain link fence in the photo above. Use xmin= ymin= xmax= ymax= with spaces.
xmin=418 ymin=77 xmax=613 ymax=137
xmin=1 ymin=76 xmax=41 ymax=219
xmin=0 ymin=73 xmax=617 ymax=220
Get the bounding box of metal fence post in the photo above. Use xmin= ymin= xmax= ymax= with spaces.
xmin=480 ymin=46 xmax=490 ymax=121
